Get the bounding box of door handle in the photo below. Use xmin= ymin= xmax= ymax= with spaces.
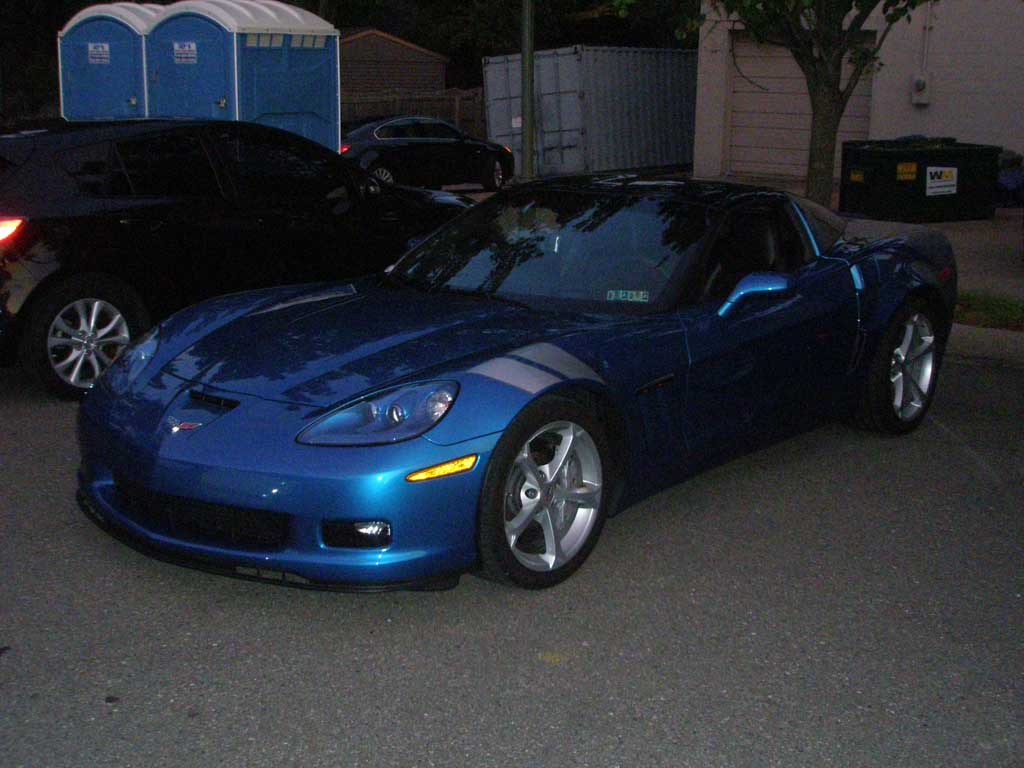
xmin=215 ymin=98 xmax=227 ymax=109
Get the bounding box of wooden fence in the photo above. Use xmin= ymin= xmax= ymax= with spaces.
xmin=340 ymin=87 xmax=487 ymax=139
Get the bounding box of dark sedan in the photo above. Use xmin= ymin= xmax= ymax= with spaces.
xmin=0 ymin=120 xmax=473 ymax=397
xmin=340 ymin=116 xmax=515 ymax=191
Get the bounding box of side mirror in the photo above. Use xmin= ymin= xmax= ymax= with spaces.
xmin=717 ymin=273 xmax=793 ymax=318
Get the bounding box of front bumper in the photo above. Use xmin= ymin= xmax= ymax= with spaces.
xmin=78 ymin=376 xmax=501 ymax=587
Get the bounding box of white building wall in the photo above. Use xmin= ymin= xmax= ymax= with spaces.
xmin=868 ymin=0 xmax=1024 ymax=151
xmin=694 ymin=0 xmax=1024 ymax=182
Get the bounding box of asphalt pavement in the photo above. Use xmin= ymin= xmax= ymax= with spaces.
xmin=1 ymin=326 xmax=1021 ymax=768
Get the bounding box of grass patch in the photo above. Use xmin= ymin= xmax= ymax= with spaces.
xmin=955 ymin=291 xmax=1024 ymax=331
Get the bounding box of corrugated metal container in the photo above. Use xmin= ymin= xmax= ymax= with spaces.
xmin=483 ymin=46 xmax=697 ymax=176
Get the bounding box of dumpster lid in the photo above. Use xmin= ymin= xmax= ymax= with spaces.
xmin=60 ymin=3 xmax=165 ymax=36
xmin=154 ymin=0 xmax=338 ymax=36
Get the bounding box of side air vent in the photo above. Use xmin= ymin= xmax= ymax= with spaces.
xmin=189 ymin=389 xmax=239 ymax=410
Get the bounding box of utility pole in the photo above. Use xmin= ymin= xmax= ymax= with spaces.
xmin=520 ymin=0 xmax=535 ymax=179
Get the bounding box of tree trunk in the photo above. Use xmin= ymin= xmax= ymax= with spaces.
xmin=805 ymin=86 xmax=844 ymax=207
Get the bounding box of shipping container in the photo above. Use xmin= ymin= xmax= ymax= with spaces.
xmin=59 ymin=3 xmax=164 ymax=120
xmin=483 ymin=46 xmax=698 ymax=177
xmin=145 ymin=0 xmax=341 ymax=150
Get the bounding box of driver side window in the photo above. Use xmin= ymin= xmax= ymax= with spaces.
xmin=700 ymin=208 xmax=781 ymax=303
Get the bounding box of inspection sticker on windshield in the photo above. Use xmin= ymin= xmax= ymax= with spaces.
xmin=607 ymin=289 xmax=650 ymax=303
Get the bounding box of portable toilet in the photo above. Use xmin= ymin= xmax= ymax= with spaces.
xmin=146 ymin=0 xmax=341 ymax=150
xmin=58 ymin=3 xmax=164 ymax=119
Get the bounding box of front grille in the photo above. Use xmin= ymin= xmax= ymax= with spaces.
xmin=114 ymin=479 xmax=290 ymax=551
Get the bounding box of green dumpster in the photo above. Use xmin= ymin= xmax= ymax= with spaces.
xmin=839 ymin=138 xmax=1001 ymax=222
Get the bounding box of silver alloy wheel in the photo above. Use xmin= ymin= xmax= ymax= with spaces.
xmin=47 ymin=298 xmax=130 ymax=390
xmin=492 ymin=160 xmax=504 ymax=188
xmin=502 ymin=420 xmax=602 ymax=572
xmin=889 ymin=312 xmax=935 ymax=422
xmin=372 ymin=166 xmax=394 ymax=184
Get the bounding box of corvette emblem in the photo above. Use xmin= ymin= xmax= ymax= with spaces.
xmin=167 ymin=416 xmax=203 ymax=433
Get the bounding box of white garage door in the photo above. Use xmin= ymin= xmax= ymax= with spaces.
xmin=727 ymin=34 xmax=873 ymax=178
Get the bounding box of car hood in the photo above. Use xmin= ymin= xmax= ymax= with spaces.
xmin=163 ymin=281 xmax=597 ymax=407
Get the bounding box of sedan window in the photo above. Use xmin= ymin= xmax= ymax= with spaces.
xmin=209 ymin=127 xmax=344 ymax=199
xmin=418 ymin=121 xmax=461 ymax=140
xmin=393 ymin=191 xmax=709 ymax=313
xmin=58 ymin=141 xmax=131 ymax=197
xmin=375 ymin=120 xmax=418 ymax=139
xmin=117 ymin=132 xmax=220 ymax=198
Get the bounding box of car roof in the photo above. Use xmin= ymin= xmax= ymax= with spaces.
xmin=511 ymin=171 xmax=783 ymax=209
xmin=344 ymin=115 xmax=458 ymax=137
xmin=0 ymin=118 xmax=287 ymax=151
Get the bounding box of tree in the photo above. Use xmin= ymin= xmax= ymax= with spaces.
xmin=618 ymin=0 xmax=933 ymax=205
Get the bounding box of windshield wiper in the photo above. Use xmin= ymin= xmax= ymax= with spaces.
xmin=433 ymin=286 xmax=532 ymax=311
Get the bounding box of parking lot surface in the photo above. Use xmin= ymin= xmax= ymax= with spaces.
xmin=1 ymin=327 xmax=1021 ymax=768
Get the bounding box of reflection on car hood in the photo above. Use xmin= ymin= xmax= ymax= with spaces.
xmin=163 ymin=281 xmax=599 ymax=407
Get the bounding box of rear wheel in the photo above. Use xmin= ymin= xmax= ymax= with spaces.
xmin=477 ymin=397 xmax=610 ymax=589
xmin=482 ymin=159 xmax=505 ymax=191
xmin=854 ymin=299 xmax=942 ymax=434
xmin=19 ymin=274 xmax=149 ymax=398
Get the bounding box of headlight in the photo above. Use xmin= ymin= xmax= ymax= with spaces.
xmin=297 ymin=381 xmax=459 ymax=446
xmin=101 ymin=325 xmax=160 ymax=395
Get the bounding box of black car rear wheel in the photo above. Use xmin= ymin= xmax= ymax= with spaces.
xmin=482 ymin=159 xmax=505 ymax=191
xmin=20 ymin=274 xmax=150 ymax=399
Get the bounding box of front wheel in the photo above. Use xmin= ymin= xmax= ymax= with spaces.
xmin=853 ymin=299 xmax=943 ymax=434
xmin=370 ymin=164 xmax=396 ymax=185
xmin=477 ymin=397 xmax=610 ymax=589
xmin=19 ymin=274 xmax=150 ymax=398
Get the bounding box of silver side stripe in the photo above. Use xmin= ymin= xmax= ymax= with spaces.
xmin=468 ymin=344 xmax=604 ymax=393
xmin=468 ymin=358 xmax=561 ymax=394
xmin=512 ymin=342 xmax=603 ymax=383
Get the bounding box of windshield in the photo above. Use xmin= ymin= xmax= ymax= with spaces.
xmin=392 ymin=189 xmax=710 ymax=313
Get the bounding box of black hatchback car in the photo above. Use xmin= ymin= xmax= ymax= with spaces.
xmin=341 ymin=116 xmax=515 ymax=191
xmin=0 ymin=120 xmax=473 ymax=397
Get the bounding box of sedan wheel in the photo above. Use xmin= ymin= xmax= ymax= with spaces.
xmin=483 ymin=159 xmax=505 ymax=191
xmin=371 ymin=165 xmax=395 ymax=185
xmin=478 ymin=396 xmax=611 ymax=588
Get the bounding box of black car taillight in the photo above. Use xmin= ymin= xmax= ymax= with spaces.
xmin=0 ymin=218 xmax=24 ymax=244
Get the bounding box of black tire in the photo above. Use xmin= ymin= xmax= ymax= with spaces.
xmin=852 ymin=298 xmax=943 ymax=435
xmin=19 ymin=273 xmax=150 ymax=399
xmin=481 ymin=158 xmax=505 ymax=192
xmin=477 ymin=395 xmax=612 ymax=589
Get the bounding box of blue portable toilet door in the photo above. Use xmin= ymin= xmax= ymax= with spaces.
xmin=148 ymin=15 xmax=235 ymax=119
xmin=60 ymin=19 xmax=144 ymax=119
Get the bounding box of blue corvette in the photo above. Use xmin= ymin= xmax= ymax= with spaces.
xmin=77 ymin=175 xmax=957 ymax=590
